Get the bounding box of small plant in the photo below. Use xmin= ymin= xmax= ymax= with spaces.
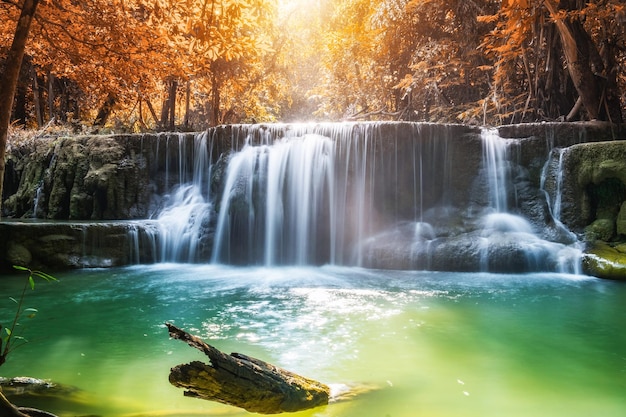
xmin=0 ymin=266 xmax=57 ymax=367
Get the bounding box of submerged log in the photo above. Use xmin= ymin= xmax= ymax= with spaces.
xmin=165 ymin=323 xmax=330 ymax=414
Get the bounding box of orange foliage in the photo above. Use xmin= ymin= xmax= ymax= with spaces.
xmin=1 ymin=0 xmax=624 ymax=127
xmin=1 ymin=0 xmax=283 ymax=129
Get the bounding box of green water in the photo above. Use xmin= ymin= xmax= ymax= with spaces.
xmin=0 ymin=265 xmax=625 ymax=417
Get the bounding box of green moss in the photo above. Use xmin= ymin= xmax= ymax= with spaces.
xmin=587 ymin=177 xmax=626 ymax=219
xmin=582 ymin=241 xmax=626 ymax=280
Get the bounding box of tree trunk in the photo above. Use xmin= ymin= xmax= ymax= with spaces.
xmin=168 ymin=79 xmax=177 ymax=130
xmin=210 ymin=72 xmax=221 ymax=126
xmin=183 ymin=79 xmax=191 ymax=129
xmin=46 ymin=71 xmax=55 ymax=122
xmin=14 ymin=58 xmax=31 ymax=126
xmin=599 ymin=39 xmax=624 ymax=123
xmin=32 ymin=65 xmax=43 ymax=127
xmin=145 ymin=98 xmax=159 ymax=126
xmin=160 ymin=92 xmax=169 ymax=129
xmin=0 ymin=0 xmax=41 ymax=216
xmin=159 ymin=79 xmax=177 ymax=130
xmin=166 ymin=323 xmax=330 ymax=414
xmin=93 ymin=93 xmax=117 ymax=127
xmin=544 ymin=0 xmax=609 ymax=121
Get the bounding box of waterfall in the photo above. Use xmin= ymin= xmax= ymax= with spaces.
xmin=141 ymin=122 xmax=582 ymax=273
xmin=212 ymin=134 xmax=335 ymax=265
xmin=206 ymin=122 xmax=459 ymax=267
xmin=539 ymin=147 xmax=582 ymax=274
xmin=32 ymin=182 xmax=43 ymax=218
xmin=145 ymin=131 xmax=215 ymax=263
xmin=540 ymin=147 xmax=566 ymax=223
xmin=481 ymin=127 xmax=511 ymax=213
xmin=478 ymin=129 xmax=581 ymax=274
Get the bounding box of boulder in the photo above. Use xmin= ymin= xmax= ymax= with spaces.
xmin=582 ymin=241 xmax=626 ymax=280
xmin=558 ymin=141 xmax=626 ymax=232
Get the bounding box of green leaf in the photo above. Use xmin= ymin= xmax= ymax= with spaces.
xmin=33 ymin=271 xmax=58 ymax=282
xmin=12 ymin=265 xmax=29 ymax=272
xmin=4 ymin=328 xmax=11 ymax=337
xmin=9 ymin=297 xmax=18 ymax=304
xmin=29 ymin=275 xmax=35 ymax=290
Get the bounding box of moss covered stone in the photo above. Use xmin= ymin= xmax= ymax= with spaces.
xmin=582 ymin=241 xmax=626 ymax=280
xmin=584 ymin=218 xmax=616 ymax=242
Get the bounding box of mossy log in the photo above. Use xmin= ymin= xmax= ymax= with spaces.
xmin=165 ymin=323 xmax=330 ymax=414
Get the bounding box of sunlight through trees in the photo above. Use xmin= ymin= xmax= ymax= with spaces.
xmin=1 ymin=0 xmax=624 ymax=130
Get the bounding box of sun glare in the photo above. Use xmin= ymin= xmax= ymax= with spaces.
xmin=278 ymin=0 xmax=321 ymax=16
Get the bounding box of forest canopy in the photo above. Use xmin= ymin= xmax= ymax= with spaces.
xmin=1 ymin=0 xmax=625 ymax=130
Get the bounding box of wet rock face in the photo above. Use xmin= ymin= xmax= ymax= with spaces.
xmin=0 ymin=222 xmax=138 ymax=270
xmin=4 ymin=135 xmax=174 ymax=220
xmin=558 ymin=141 xmax=626 ymax=238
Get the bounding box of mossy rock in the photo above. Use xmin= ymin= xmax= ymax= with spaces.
xmin=582 ymin=241 xmax=626 ymax=280
xmin=584 ymin=218 xmax=616 ymax=242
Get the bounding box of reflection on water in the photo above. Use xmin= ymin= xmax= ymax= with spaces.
xmin=0 ymin=266 xmax=625 ymax=417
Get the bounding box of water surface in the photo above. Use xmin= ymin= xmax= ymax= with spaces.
xmin=1 ymin=266 xmax=624 ymax=416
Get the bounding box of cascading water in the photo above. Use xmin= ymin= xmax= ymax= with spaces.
xmin=32 ymin=182 xmax=43 ymax=218
xmin=211 ymin=134 xmax=336 ymax=265
xmin=481 ymin=128 xmax=511 ymax=212
xmin=135 ymin=131 xmax=216 ymax=263
xmin=140 ymin=122 xmax=582 ymax=273
xmin=478 ymin=128 xmax=581 ymax=273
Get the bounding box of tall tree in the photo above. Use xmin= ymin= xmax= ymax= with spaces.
xmin=0 ymin=0 xmax=40 ymax=214
xmin=479 ymin=0 xmax=624 ymax=123
xmin=544 ymin=0 xmax=622 ymax=122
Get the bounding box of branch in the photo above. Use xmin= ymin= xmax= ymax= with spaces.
xmin=0 ymin=391 xmax=29 ymax=417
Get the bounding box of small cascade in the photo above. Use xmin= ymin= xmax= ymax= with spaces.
xmin=32 ymin=182 xmax=43 ymax=218
xmin=539 ymin=147 xmax=582 ymax=274
xmin=31 ymin=148 xmax=59 ymax=218
xmin=540 ymin=147 xmax=567 ymax=222
xmin=553 ymin=150 xmax=565 ymax=221
xmin=478 ymin=129 xmax=581 ymax=273
xmin=156 ymin=132 xmax=213 ymax=262
xmin=127 ymin=223 xmax=141 ymax=264
xmin=156 ymin=185 xmax=213 ymax=262
xmin=481 ymin=128 xmax=512 ymax=212
xmin=130 ymin=131 xmax=216 ymax=263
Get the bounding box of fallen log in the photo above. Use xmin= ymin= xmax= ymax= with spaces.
xmin=165 ymin=322 xmax=330 ymax=414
